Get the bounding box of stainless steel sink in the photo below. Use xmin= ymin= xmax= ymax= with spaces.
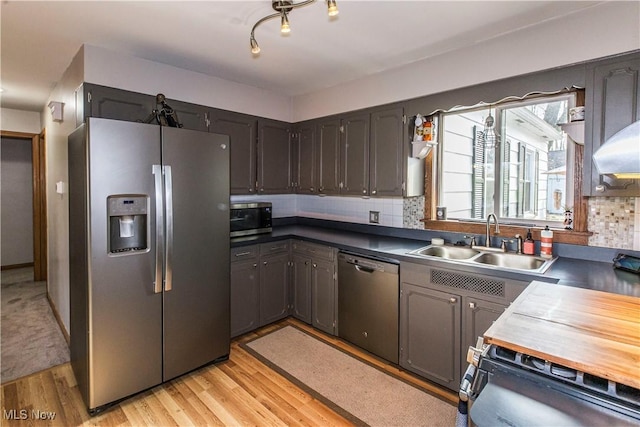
xmin=409 ymin=245 xmax=480 ymax=260
xmin=471 ymin=252 xmax=550 ymax=272
xmin=407 ymin=244 xmax=556 ymax=273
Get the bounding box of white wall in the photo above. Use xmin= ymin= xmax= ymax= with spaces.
xmin=293 ymin=1 xmax=640 ymax=121
xmin=43 ymin=46 xmax=85 ymax=333
xmin=0 ymin=108 xmax=42 ymax=133
xmin=1 ymin=137 xmax=34 ymax=266
xmin=83 ymin=45 xmax=292 ymax=122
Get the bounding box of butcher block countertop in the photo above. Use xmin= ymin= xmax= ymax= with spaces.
xmin=483 ymin=281 xmax=640 ymax=389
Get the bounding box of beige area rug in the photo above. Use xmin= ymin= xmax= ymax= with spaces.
xmin=244 ymin=325 xmax=456 ymax=426
xmin=1 ymin=268 xmax=70 ymax=383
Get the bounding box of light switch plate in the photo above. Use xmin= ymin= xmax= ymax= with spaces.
xmin=369 ymin=210 xmax=380 ymax=224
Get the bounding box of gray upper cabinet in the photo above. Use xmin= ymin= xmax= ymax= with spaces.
xmin=164 ymin=98 xmax=210 ymax=132
xmin=370 ymin=106 xmax=404 ymax=197
xmin=316 ymin=118 xmax=342 ymax=195
xmin=340 ymin=112 xmax=370 ymax=196
xmin=584 ymin=53 xmax=640 ymax=196
xmin=79 ymin=83 xmax=154 ymax=125
xmin=258 ymin=119 xmax=292 ymax=194
xmin=293 ymin=121 xmax=317 ymax=194
xmin=211 ymin=111 xmax=258 ymax=195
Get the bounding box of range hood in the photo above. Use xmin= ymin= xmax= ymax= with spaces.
xmin=593 ymin=120 xmax=640 ymax=179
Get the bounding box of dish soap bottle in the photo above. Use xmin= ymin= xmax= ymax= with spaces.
xmin=523 ymin=229 xmax=535 ymax=255
xmin=540 ymin=226 xmax=553 ymax=259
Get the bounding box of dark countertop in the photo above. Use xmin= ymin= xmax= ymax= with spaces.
xmin=232 ymin=224 xmax=640 ymax=297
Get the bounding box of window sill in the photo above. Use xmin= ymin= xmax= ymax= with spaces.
xmin=421 ymin=220 xmax=591 ymax=246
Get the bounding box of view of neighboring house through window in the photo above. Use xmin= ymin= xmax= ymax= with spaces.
xmin=438 ymin=93 xmax=575 ymax=226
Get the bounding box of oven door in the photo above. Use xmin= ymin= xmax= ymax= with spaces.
xmin=469 ymin=359 xmax=640 ymax=427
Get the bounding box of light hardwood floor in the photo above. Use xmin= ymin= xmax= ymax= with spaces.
xmin=1 ymin=318 xmax=457 ymax=426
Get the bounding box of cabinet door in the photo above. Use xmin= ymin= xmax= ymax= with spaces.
xmin=340 ymin=112 xmax=370 ymax=196
xmin=165 ymin=98 xmax=210 ymax=132
xmin=295 ymin=121 xmax=317 ymax=194
xmin=585 ymin=55 xmax=640 ymax=196
xmin=316 ymin=118 xmax=341 ymax=194
xmin=400 ymin=283 xmax=461 ymax=390
xmin=230 ymin=260 xmax=260 ymax=337
xmin=291 ymin=254 xmax=312 ymax=324
xmin=258 ymin=119 xmax=292 ymax=194
xmin=311 ymin=258 xmax=336 ymax=335
xmin=370 ymin=106 xmax=404 ymax=197
xmin=211 ymin=111 xmax=257 ymax=195
xmin=85 ymin=84 xmax=154 ymax=123
xmin=462 ymin=296 xmax=506 ymax=355
xmin=259 ymin=252 xmax=290 ymax=326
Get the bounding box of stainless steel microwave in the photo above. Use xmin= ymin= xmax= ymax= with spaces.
xmin=230 ymin=202 xmax=272 ymax=237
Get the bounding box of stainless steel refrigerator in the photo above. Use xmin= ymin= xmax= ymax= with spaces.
xmin=68 ymin=117 xmax=230 ymax=414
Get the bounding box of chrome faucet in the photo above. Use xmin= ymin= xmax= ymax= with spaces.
xmin=485 ymin=213 xmax=500 ymax=248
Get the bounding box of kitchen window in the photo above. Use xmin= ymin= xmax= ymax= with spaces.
xmin=437 ymin=93 xmax=576 ymax=227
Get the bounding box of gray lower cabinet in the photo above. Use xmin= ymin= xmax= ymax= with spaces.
xmin=291 ymin=240 xmax=337 ymax=335
xmin=259 ymin=241 xmax=291 ymax=326
xmin=230 ymin=242 xmax=290 ymax=336
xmin=311 ymin=258 xmax=337 ymax=335
xmin=400 ymin=261 xmax=527 ymax=391
xmin=462 ymin=296 xmax=508 ymax=353
xmin=230 ymin=247 xmax=260 ymax=338
xmin=400 ymin=283 xmax=461 ymax=389
xmin=291 ymin=253 xmax=312 ymax=323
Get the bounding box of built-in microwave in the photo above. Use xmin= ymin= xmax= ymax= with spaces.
xmin=230 ymin=202 xmax=272 ymax=237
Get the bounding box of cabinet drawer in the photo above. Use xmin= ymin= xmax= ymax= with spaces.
xmin=260 ymin=240 xmax=290 ymax=256
xmin=231 ymin=245 xmax=259 ymax=262
xmin=291 ymin=240 xmax=335 ymax=261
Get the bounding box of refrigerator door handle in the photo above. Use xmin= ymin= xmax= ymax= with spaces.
xmin=152 ymin=164 xmax=164 ymax=294
xmin=163 ymin=165 xmax=174 ymax=292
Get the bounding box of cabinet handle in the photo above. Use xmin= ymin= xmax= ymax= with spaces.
xmin=305 ymin=261 xmax=309 ymax=265
xmin=253 ymin=263 xmax=258 ymax=268
xmin=372 ymin=189 xmax=377 ymax=195
xmin=310 ymin=187 xmax=315 ymax=192
xmin=234 ymin=251 xmax=252 ymax=257
xmin=313 ymin=263 xmax=317 ymax=268
xmin=449 ymin=297 xmax=457 ymax=304
xmin=263 ymin=261 xmax=268 ymax=266
xmin=362 ymin=189 xmax=367 ymax=194
xmin=469 ymin=302 xmax=477 ymax=310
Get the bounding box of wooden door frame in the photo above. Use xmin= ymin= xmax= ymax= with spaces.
xmin=1 ymin=130 xmax=47 ymax=281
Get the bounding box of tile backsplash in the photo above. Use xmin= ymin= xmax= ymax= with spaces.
xmin=230 ymin=194 xmax=640 ymax=250
xmin=588 ymin=197 xmax=639 ymax=250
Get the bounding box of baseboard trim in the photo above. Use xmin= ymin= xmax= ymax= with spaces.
xmin=47 ymin=293 xmax=70 ymax=345
xmin=1 ymin=262 xmax=34 ymax=271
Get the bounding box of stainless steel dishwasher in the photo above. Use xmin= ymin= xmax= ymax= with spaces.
xmin=338 ymin=252 xmax=399 ymax=364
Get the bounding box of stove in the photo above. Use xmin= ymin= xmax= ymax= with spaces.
xmin=463 ymin=340 xmax=640 ymax=426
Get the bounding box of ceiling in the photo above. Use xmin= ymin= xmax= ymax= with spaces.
xmin=1 ymin=1 xmax=603 ymax=112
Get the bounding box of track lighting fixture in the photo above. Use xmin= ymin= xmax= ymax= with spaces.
xmin=250 ymin=0 xmax=339 ymax=55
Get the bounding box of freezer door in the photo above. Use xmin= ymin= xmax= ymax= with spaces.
xmin=161 ymin=127 xmax=230 ymax=381
xmin=86 ymin=118 xmax=163 ymax=409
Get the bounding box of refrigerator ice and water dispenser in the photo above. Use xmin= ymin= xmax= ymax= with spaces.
xmin=108 ymin=195 xmax=148 ymax=253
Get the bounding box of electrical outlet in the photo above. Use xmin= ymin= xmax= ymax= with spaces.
xmin=369 ymin=210 xmax=380 ymax=224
